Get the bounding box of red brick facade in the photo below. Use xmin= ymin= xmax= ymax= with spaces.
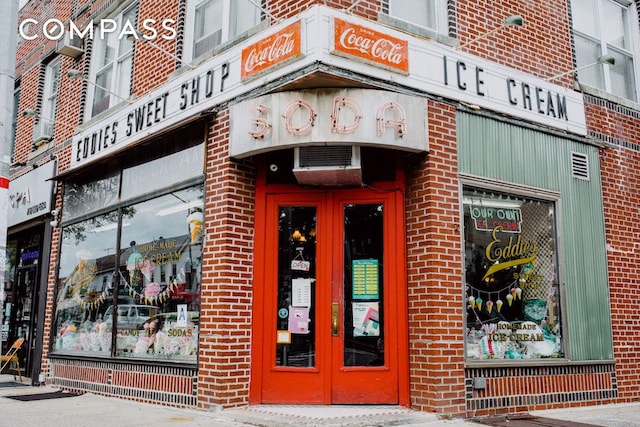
xmin=7 ymin=0 xmax=640 ymax=420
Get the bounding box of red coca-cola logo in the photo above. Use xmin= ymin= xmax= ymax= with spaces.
xmin=241 ymin=21 xmax=302 ymax=80
xmin=244 ymin=32 xmax=296 ymax=73
xmin=333 ymin=18 xmax=408 ymax=74
xmin=339 ymin=28 xmax=405 ymax=66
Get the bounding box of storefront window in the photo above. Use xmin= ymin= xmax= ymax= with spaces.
xmin=54 ymin=213 xmax=118 ymax=354
xmin=52 ymin=142 xmax=204 ymax=362
xmin=116 ymin=188 xmax=202 ymax=360
xmin=463 ymin=187 xmax=563 ymax=360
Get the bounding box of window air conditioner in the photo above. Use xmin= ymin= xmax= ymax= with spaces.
xmin=32 ymin=121 xmax=53 ymax=147
xmin=55 ymin=31 xmax=83 ymax=58
xmin=293 ymin=146 xmax=362 ymax=186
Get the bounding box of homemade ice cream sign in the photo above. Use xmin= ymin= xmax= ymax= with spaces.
xmin=229 ymin=88 xmax=428 ymax=158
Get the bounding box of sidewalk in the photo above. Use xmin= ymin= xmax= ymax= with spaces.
xmin=2 ymin=374 xmax=640 ymax=426
xmin=0 ymin=374 xmax=470 ymax=427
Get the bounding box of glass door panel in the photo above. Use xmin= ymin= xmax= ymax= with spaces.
xmin=343 ymin=203 xmax=384 ymax=367
xmin=276 ymin=206 xmax=317 ymax=368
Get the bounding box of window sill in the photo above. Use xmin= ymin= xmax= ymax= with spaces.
xmin=376 ymin=13 xmax=457 ymax=48
xmin=172 ymin=19 xmax=271 ymax=80
xmin=48 ymin=352 xmax=198 ymax=369
xmin=465 ymin=358 xmax=616 ymax=368
xmin=578 ymin=82 xmax=640 ymax=112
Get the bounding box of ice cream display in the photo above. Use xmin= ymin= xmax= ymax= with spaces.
xmin=187 ymin=208 xmax=204 ymax=244
xmin=506 ymin=294 xmax=514 ymax=306
xmin=486 ymin=300 xmax=493 ymax=313
xmin=496 ymin=299 xmax=503 ymax=312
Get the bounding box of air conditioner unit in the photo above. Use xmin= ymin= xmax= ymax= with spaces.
xmin=55 ymin=31 xmax=83 ymax=58
xmin=293 ymin=146 xmax=362 ymax=186
xmin=32 ymin=121 xmax=52 ymax=147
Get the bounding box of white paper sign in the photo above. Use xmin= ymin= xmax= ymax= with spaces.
xmin=292 ymin=278 xmax=311 ymax=307
xmin=176 ymin=304 xmax=188 ymax=327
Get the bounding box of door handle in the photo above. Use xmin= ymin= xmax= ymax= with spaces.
xmin=331 ymin=302 xmax=340 ymax=336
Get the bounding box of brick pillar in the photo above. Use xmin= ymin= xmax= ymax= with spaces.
xmin=405 ymin=100 xmax=466 ymax=416
xmin=197 ymin=110 xmax=256 ymax=409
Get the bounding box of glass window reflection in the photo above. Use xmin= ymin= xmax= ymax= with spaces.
xmin=53 ymin=213 xmax=119 ymax=354
xmin=116 ymin=187 xmax=203 ymax=360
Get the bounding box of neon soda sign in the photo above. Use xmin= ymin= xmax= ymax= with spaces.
xmin=247 ymin=96 xmax=407 ymax=139
xmin=229 ymin=88 xmax=428 ymax=158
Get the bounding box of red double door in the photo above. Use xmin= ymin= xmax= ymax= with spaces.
xmin=252 ymin=188 xmax=408 ymax=404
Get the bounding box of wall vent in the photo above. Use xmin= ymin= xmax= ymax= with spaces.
xmin=293 ymin=146 xmax=362 ymax=186
xmin=571 ymin=151 xmax=589 ymax=181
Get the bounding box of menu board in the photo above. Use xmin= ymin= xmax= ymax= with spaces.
xmin=352 ymin=259 xmax=379 ymax=299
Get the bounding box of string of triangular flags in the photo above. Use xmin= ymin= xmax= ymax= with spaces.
xmin=467 ymin=278 xmax=523 ymax=315
xmin=77 ymin=282 xmax=113 ymax=312
xmin=118 ymin=271 xmax=178 ymax=306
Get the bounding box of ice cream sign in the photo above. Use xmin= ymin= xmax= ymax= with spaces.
xmin=471 ymin=205 xmax=522 ymax=233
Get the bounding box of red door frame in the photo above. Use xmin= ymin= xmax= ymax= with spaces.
xmin=250 ymin=160 xmax=410 ymax=406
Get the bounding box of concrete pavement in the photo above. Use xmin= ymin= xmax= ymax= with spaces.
xmin=0 ymin=374 xmax=471 ymax=427
xmin=2 ymin=374 xmax=640 ymax=426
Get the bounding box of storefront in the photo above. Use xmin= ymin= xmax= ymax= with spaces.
xmin=457 ymin=112 xmax=614 ymax=412
xmin=41 ymin=5 xmax=614 ymax=415
xmin=48 ymin=124 xmax=205 ymax=405
xmin=4 ymin=162 xmax=57 ymax=384
xmin=230 ymin=88 xmax=428 ymax=405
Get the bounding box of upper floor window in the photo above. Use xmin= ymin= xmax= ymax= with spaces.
xmin=571 ymin=0 xmax=639 ymax=101
xmin=35 ymin=58 xmax=60 ymax=141
xmin=185 ymin=0 xmax=262 ymax=61
xmin=385 ymin=0 xmax=447 ymax=34
xmin=88 ymin=3 xmax=137 ymax=117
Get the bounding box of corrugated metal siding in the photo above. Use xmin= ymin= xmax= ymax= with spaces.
xmin=458 ymin=112 xmax=613 ymax=361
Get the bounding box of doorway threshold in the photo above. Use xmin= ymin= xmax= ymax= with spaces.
xmin=222 ymin=405 xmax=444 ymax=426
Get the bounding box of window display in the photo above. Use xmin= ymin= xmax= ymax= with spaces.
xmin=463 ymin=187 xmax=563 ymax=360
xmin=52 ymin=143 xmax=203 ymax=362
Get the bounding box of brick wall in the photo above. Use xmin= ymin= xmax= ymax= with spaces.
xmin=132 ymin=0 xmax=181 ymax=97
xmin=589 ymin=97 xmax=640 ymax=402
xmin=450 ymin=1 xmax=574 ymax=82
xmin=405 ymin=100 xmax=466 ymax=416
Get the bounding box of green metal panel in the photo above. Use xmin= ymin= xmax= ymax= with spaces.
xmin=458 ymin=112 xmax=613 ymax=361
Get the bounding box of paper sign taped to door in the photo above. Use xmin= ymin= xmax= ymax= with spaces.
xmin=292 ymin=278 xmax=311 ymax=307
xmin=353 ymin=302 xmax=380 ymax=337
xmin=288 ymin=306 xmax=310 ymax=334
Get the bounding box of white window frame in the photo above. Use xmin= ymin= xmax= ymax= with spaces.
xmin=386 ymin=0 xmax=448 ymax=35
xmin=36 ymin=58 xmax=61 ymax=140
xmin=571 ymin=0 xmax=640 ymax=102
xmin=183 ymin=0 xmax=262 ymax=62
xmin=86 ymin=3 xmax=137 ymax=118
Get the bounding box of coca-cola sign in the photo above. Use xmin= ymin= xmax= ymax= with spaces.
xmin=241 ymin=20 xmax=302 ymax=81
xmin=333 ymin=18 xmax=409 ymax=74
